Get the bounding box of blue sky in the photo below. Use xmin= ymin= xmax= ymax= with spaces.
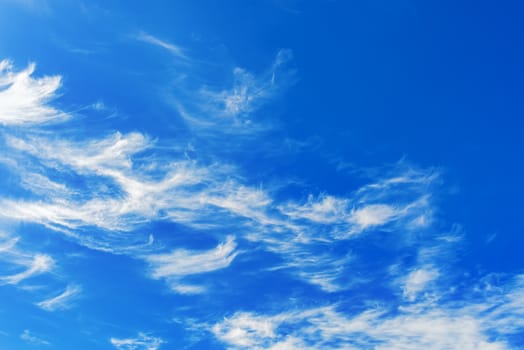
xmin=0 ymin=1 xmax=523 ymax=349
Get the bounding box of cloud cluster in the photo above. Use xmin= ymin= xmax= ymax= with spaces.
xmin=213 ymin=274 xmax=524 ymax=350
xmin=1 ymin=52 xmax=523 ymax=350
xmin=0 ymin=60 xmax=438 ymax=296
xmin=0 ymin=71 xmax=442 ymax=294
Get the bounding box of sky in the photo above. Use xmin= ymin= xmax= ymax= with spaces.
xmin=0 ymin=0 xmax=523 ymax=349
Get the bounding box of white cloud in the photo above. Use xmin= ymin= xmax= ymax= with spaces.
xmin=1 ymin=254 xmax=54 ymax=285
xmin=269 ymin=248 xmax=353 ymax=293
xmin=277 ymin=169 xmax=436 ymax=239
xmin=0 ymin=60 xmax=67 ymax=125
xmin=204 ymin=49 xmax=293 ymax=118
xmin=110 ymin=332 xmax=164 ymax=350
xmin=348 ymin=204 xmax=397 ymax=229
xmin=0 ymin=233 xmax=64 ymax=312
xmin=137 ymin=32 xmax=186 ymax=59
xmin=278 ymin=195 xmax=402 ymax=232
xmin=0 ymin=236 xmax=19 ymax=252
xmin=2 ymin=121 xmax=441 ymax=295
xmin=219 ymin=67 xmax=259 ymax=116
xmin=213 ymin=312 xmax=280 ymax=348
xmin=0 ymin=46 xmax=521 ymax=350
xmin=212 ymin=287 xmax=524 ymax=350
xmin=147 ymin=236 xmax=237 ymax=277
xmin=6 ymin=132 xmax=151 ymax=173
xmin=1 ymin=132 xmax=212 ymax=233
xmin=36 ymin=284 xmax=82 ymax=311
xmin=197 ymin=182 xmax=274 ymax=224
xmin=0 ymin=58 xmax=460 ymax=304
xmin=278 ymin=195 xmax=349 ymax=224
xmin=0 ymin=58 xmax=281 ymax=250
xmin=169 ymin=284 xmax=207 ymax=295
xmin=146 ymin=236 xmax=238 ymax=293
xmin=19 ymin=172 xmax=73 ymax=198
xmin=482 ymin=275 xmax=524 ymax=334
xmin=176 ymin=49 xmax=295 ymax=135
xmin=402 ymin=267 xmax=439 ymax=301
xmin=20 ymin=330 xmax=50 ymax=346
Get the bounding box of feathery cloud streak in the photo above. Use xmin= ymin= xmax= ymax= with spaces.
xmin=110 ymin=332 xmax=164 ymax=350
xmin=20 ymin=329 xmax=50 ymax=346
xmin=212 ymin=274 xmax=524 ymax=350
xmin=0 ymin=253 xmax=54 ymax=285
xmin=36 ymin=284 xmax=82 ymax=311
xmin=175 ymin=49 xmax=296 ymax=135
xmin=145 ymin=236 xmax=238 ymax=294
xmin=0 ymin=60 xmax=67 ymax=125
xmin=137 ymin=32 xmax=187 ymax=60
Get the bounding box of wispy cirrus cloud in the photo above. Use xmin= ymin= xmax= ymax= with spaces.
xmin=36 ymin=284 xmax=82 ymax=311
xmin=174 ymin=49 xmax=296 ymax=135
xmin=0 ymin=58 xmax=290 ymax=247
xmin=0 ymin=29 xmax=521 ymax=349
xmin=264 ymin=168 xmax=438 ymax=291
xmin=110 ymin=332 xmax=164 ymax=350
xmin=278 ymin=167 xmax=436 ymax=237
xmin=269 ymin=247 xmax=354 ymax=293
xmin=0 ymin=233 xmax=78 ymax=316
xmin=20 ymin=329 xmax=50 ymax=346
xmin=278 ymin=194 xmax=349 ymax=224
xmin=0 ymin=102 xmax=441 ymax=296
xmin=136 ymin=32 xmax=187 ymax=60
xmin=212 ymin=274 xmax=524 ymax=350
xmin=1 ymin=55 xmax=519 ymax=350
xmin=145 ymin=236 xmax=238 ymax=294
xmin=1 ymin=132 xmax=210 ymax=234
xmin=402 ymin=267 xmax=440 ymax=301
xmin=0 ymin=99 xmax=442 ymax=294
xmin=0 ymin=253 xmax=54 ymax=285
xmin=0 ymin=60 xmax=67 ymax=125
xmin=0 ymin=235 xmax=19 ymax=252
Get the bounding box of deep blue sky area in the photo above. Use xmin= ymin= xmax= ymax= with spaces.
xmin=0 ymin=1 xmax=523 ymax=349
